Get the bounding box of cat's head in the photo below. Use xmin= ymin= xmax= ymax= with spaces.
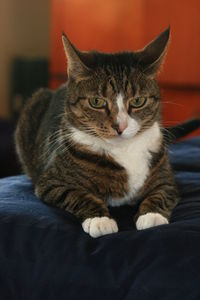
xmin=62 ymin=28 xmax=170 ymax=141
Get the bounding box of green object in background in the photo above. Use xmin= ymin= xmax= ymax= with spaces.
xmin=10 ymin=57 xmax=48 ymax=122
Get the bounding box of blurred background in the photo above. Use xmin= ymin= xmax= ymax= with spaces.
xmin=0 ymin=0 xmax=200 ymax=178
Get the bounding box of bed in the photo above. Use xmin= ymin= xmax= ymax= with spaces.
xmin=0 ymin=137 xmax=200 ymax=300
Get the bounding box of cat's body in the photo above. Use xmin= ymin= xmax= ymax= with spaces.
xmin=16 ymin=28 xmax=181 ymax=237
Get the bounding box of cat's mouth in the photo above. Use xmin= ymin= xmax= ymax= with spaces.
xmin=105 ymin=130 xmax=139 ymax=145
xmin=110 ymin=125 xmax=140 ymax=141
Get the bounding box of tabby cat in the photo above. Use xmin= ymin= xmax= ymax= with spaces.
xmin=16 ymin=27 xmax=181 ymax=238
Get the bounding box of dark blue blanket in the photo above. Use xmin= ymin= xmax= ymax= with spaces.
xmin=0 ymin=138 xmax=200 ymax=300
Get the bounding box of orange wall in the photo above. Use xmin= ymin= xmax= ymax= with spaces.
xmin=143 ymin=0 xmax=200 ymax=85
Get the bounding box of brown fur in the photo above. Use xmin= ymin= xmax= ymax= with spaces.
xmin=15 ymin=28 xmax=180 ymax=226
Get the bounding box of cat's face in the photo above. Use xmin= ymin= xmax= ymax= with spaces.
xmin=62 ymin=28 xmax=170 ymax=141
xmin=65 ymin=65 xmax=161 ymax=140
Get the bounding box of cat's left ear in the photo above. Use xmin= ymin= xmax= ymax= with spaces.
xmin=62 ymin=33 xmax=91 ymax=78
xmin=138 ymin=27 xmax=170 ymax=76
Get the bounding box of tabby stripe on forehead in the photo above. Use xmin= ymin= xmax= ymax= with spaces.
xmin=101 ymin=81 xmax=108 ymax=98
xmin=109 ymin=78 xmax=117 ymax=93
xmin=68 ymin=145 xmax=123 ymax=170
xmin=124 ymin=79 xmax=129 ymax=93
xmin=132 ymin=85 xmax=136 ymax=96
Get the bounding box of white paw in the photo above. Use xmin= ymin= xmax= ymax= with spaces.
xmin=136 ymin=213 xmax=168 ymax=230
xmin=82 ymin=217 xmax=118 ymax=238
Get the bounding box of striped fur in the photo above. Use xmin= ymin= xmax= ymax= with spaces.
xmin=15 ymin=28 xmax=180 ymax=237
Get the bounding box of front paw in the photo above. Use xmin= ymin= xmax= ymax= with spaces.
xmin=136 ymin=212 xmax=168 ymax=230
xmin=82 ymin=217 xmax=118 ymax=238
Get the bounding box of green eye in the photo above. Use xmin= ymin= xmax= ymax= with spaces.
xmin=89 ymin=98 xmax=106 ymax=109
xmin=130 ymin=96 xmax=147 ymax=108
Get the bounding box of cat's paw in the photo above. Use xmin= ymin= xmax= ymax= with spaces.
xmin=82 ymin=217 xmax=118 ymax=238
xmin=136 ymin=212 xmax=168 ymax=230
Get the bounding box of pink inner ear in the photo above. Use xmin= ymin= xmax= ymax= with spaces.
xmin=138 ymin=27 xmax=170 ymax=74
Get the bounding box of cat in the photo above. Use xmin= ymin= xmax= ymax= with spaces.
xmin=16 ymin=27 xmax=193 ymax=238
xmin=164 ymin=118 xmax=200 ymax=142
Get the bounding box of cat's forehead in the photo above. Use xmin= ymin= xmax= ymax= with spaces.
xmin=78 ymin=70 xmax=147 ymax=100
xmin=93 ymin=52 xmax=138 ymax=77
xmin=90 ymin=51 xmax=137 ymax=67
xmin=75 ymin=52 xmax=158 ymax=98
xmin=99 ymin=72 xmax=137 ymax=98
xmin=86 ymin=53 xmax=138 ymax=96
xmin=95 ymin=68 xmax=147 ymax=99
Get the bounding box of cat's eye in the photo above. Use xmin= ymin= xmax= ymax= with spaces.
xmin=130 ymin=97 xmax=147 ymax=108
xmin=88 ymin=98 xmax=106 ymax=109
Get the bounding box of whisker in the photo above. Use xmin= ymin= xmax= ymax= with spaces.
xmin=162 ymin=101 xmax=185 ymax=108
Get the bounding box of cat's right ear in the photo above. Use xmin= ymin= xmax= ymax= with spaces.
xmin=62 ymin=33 xmax=90 ymax=78
xmin=137 ymin=27 xmax=170 ymax=76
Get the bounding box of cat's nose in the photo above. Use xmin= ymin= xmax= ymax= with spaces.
xmin=112 ymin=122 xmax=128 ymax=135
xmin=116 ymin=127 xmax=123 ymax=135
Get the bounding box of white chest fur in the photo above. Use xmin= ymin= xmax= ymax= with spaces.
xmin=70 ymin=122 xmax=161 ymax=207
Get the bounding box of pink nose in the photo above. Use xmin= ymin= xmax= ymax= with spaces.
xmin=112 ymin=122 xmax=128 ymax=135
xmin=116 ymin=127 xmax=123 ymax=134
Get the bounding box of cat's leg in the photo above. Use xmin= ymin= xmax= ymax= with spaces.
xmin=35 ymin=177 xmax=118 ymax=238
xmin=135 ymin=162 xmax=179 ymax=230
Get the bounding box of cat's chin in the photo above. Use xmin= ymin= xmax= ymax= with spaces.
xmin=105 ymin=133 xmax=137 ymax=145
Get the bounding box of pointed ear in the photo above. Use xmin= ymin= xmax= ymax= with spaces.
xmin=138 ymin=27 xmax=170 ymax=75
xmin=62 ymin=33 xmax=90 ymax=78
